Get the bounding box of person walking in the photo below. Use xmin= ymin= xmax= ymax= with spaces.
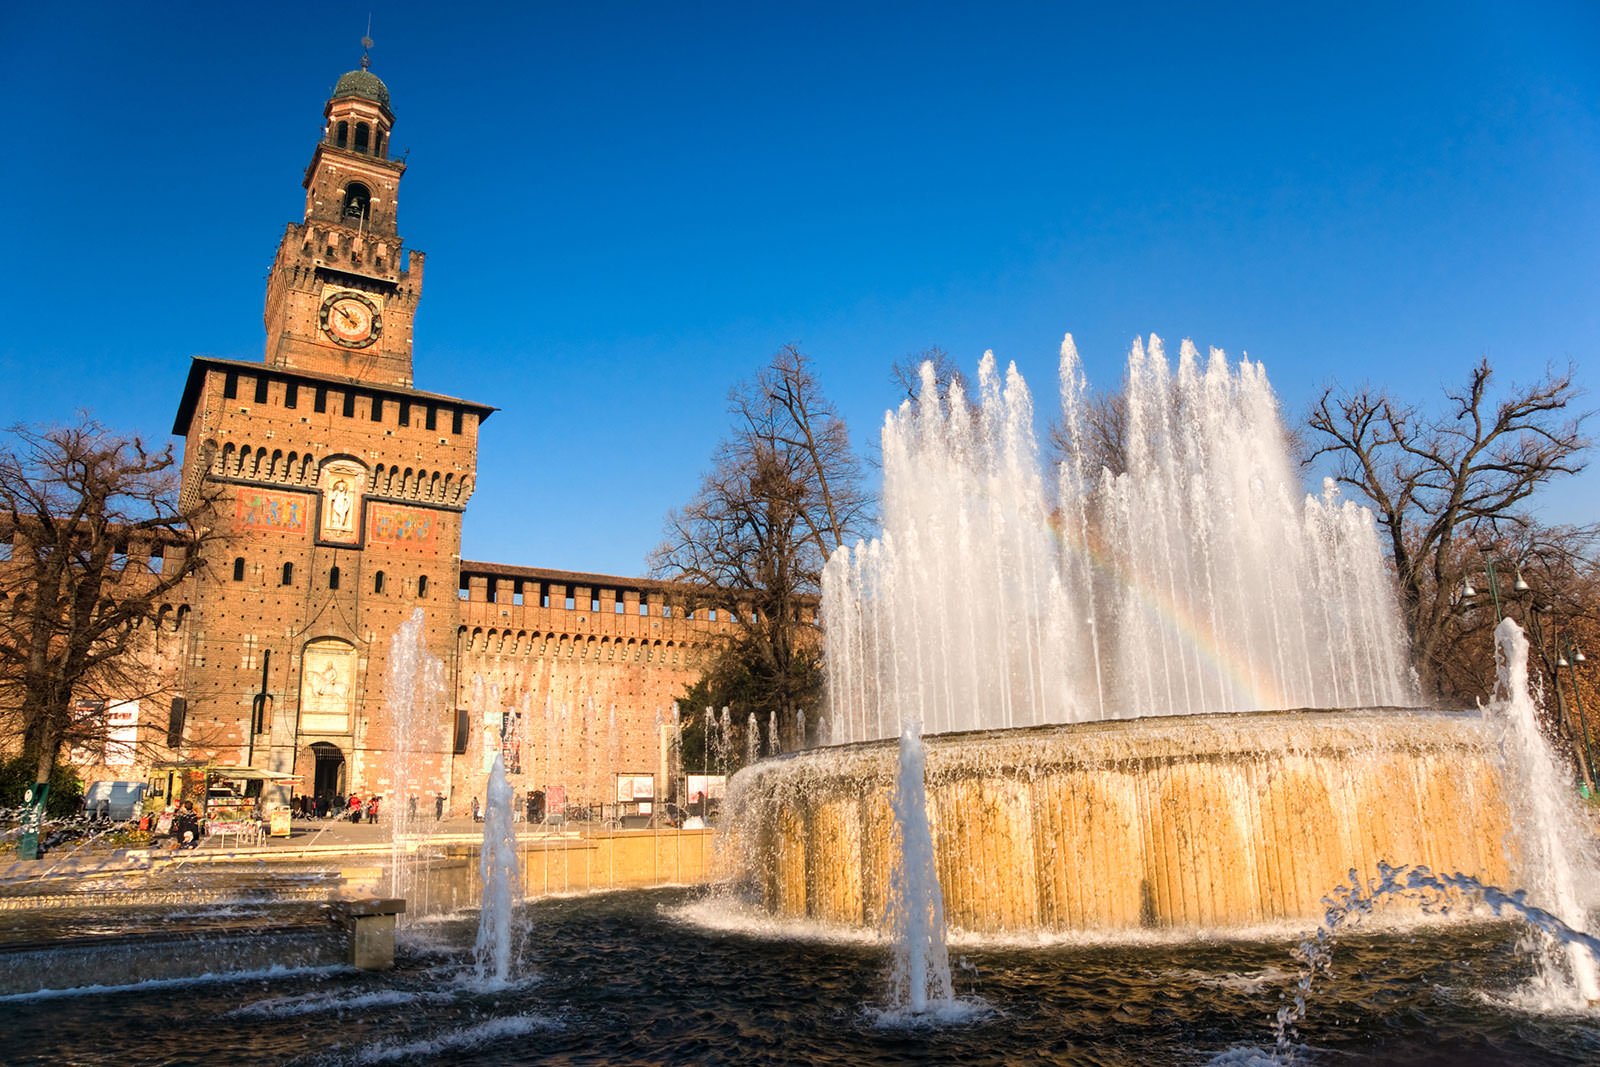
xmin=366 ymin=796 xmax=380 ymax=824
xmin=471 ymin=796 xmax=481 ymax=822
xmin=348 ymin=793 xmax=363 ymax=824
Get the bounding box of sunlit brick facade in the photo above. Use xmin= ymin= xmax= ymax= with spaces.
xmin=116 ymin=61 xmax=733 ymax=813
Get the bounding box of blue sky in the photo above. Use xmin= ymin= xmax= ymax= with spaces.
xmin=2 ymin=2 xmax=1596 ymax=574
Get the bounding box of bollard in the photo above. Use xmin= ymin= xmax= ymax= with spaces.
xmin=330 ymin=898 xmax=406 ymax=969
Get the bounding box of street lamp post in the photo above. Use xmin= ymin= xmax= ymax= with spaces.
xmin=1460 ymin=558 xmax=1529 ymax=623
xmin=1558 ymin=643 xmax=1596 ymax=798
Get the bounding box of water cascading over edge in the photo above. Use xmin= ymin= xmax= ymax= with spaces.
xmin=823 ymin=334 xmax=1417 ymax=743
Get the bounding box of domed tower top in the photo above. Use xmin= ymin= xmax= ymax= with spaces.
xmin=332 ymin=62 xmax=390 ymax=111
xmin=260 ymin=31 xmax=421 ymax=388
xmin=323 ymin=36 xmax=394 ymax=157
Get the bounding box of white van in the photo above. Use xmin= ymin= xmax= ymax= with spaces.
xmin=83 ymin=781 xmax=149 ymax=821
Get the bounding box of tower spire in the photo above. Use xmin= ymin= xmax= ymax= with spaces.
xmin=360 ymin=15 xmax=373 ymax=71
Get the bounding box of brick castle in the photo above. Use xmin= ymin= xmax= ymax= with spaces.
xmin=67 ymin=59 xmax=733 ymax=815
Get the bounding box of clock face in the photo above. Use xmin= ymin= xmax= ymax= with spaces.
xmin=319 ymin=292 xmax=381 ymax=348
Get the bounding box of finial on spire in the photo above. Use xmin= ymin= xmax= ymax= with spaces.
xmin=360 ymin=14 xmax=373 ymax=71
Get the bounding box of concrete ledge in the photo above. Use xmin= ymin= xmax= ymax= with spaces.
xmin=0 ymin=925 xmax=344 ymax=996
xmin=330 ymin=897 xmax=406 ymax=920
xmin=330 ymin=897 xmax=406 ymax=969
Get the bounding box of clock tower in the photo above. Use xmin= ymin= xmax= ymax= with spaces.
xmin=170 ymin=52 xmax=492 ymax=806
xmin=263 ymin=54 xmax=420 ymax=388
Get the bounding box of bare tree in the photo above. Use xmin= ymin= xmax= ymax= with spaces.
xmin=1048 ymin=389 xmax=1130 ymax=477
xmin=651 ymin=347 xmax=871 ymax=736
xmin=889 ymin=346 xmax=966 ymax=405
xmin=1306 ymin=359 xmax=1591 ymax=697
xmin=0 ymin=420 xmax=212 ymax=790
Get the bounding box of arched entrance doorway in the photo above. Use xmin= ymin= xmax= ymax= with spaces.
xmin=310 ymin=742 xmax=345 ymax=806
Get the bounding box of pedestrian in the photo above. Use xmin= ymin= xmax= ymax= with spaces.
xmin=435 ymin=792 xmax=445 ymax=820
xmin=348 ymin=793 xmax=362 ymax=824
xmin=174 ymin=801 xmax=202 ymax=849
xmin=471 ymin=796 xmax=481 ymax=822
xmin=366 ymin=796 xmax=379 ymax=824
xmin=408 ymin=795 xmax=417 ymax=821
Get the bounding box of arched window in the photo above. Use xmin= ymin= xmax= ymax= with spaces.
xmin=354 ymin=122 xmax=370 ymax=154
xmin=342 ymin=183 xmax=370 ymax=222
xmin=281 ymin=562 xmax=294 ymax=586
xmin=374 ymin=570 xmax=385 ymax=594
xmin=232 ymin=557 xmax=245 ymax=582
xmin=374 ymin=131 xmax=385 ymax=158
xmin=418 ymin=575 xmax=429 ymax=598
xmin=328 ymin=566 xmax=341 ymax=590
xmin=336 ymin=120 xmax=349 ymax=148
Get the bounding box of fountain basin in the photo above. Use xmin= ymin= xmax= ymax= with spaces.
xmin=724 ymin=707 xmax=1514 ymax=933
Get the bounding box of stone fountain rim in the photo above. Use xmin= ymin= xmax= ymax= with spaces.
xmin=741 ymin=705 xmax=1490 ymax=785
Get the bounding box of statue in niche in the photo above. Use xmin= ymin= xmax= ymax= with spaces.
xmin=326 ymin=479 xmax=354 ymax=533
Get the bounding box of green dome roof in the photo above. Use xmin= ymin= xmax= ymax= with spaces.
xmin=332 ymin=68 xmax=390 ymax=109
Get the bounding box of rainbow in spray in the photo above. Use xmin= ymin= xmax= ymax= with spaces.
xmin=822 ymin=333 xmax=1416 ymax=744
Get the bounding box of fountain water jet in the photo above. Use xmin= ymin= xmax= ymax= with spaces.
xmin=474 ymin=753 xmax=521 ymax=987
xmin=1492 ymin=618 xmax=1600 ymax=1003
xmin=385 ymin=609 xmax=445 ymax=914
xmin=1266 ymin=861 xmax=1600 ymax=1063
xmin=823 ymin=336 xmax=1416 ymax=744
xmin=881 ymin=717 xmax=956 ymax=1017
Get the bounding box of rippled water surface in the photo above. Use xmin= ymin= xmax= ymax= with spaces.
xmin=3 ymin=888 xmax=1599 ymax=1065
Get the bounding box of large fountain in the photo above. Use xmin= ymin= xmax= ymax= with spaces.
xmin=2 ymin=335 xmax=1598 ymax=1063
xmin=725 ymin=336 xmax=1530 ymax=935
